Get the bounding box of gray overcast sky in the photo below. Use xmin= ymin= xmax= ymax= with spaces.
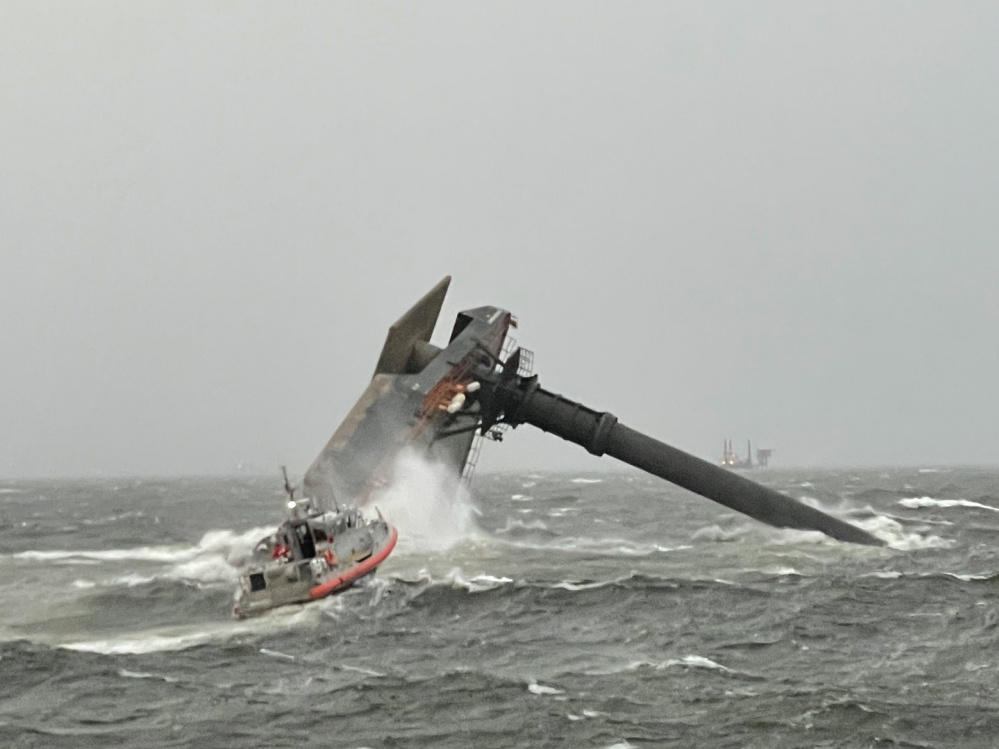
xmin=2 ymin=2 xmax=997 ymax=478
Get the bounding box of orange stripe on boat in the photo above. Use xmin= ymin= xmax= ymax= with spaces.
xmin=308 ymin=525 xmax=398 ymax=600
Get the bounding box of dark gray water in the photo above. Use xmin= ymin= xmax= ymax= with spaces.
xmin=2 ymin=466 xmax=998 ymax=747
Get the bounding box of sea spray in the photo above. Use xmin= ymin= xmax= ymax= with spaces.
xmin=370 ymin=449 xmax=480 ymax=553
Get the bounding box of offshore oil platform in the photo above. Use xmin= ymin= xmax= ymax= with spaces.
xmin=720 ymin=439 xmax=774 ymax=469
xmin=293 ymin=277 xmax=880 ymax=547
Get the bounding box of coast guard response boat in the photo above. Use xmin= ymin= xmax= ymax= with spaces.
xmin=234 ymin=470 xmax=397 ymax=617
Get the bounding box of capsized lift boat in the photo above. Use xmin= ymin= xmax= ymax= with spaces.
xmin=233 ymin=470 xmax=397 ymax=618
xmin=236 ymin=276 xmax=881 ymax=617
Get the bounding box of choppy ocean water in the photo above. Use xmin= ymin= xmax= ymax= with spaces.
xmin=2 ymin=466 xmax=999 ymax=748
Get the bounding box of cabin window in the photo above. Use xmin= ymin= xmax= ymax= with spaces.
xmin=294 ymin=522 xmax=317 ymax=558
xmin=249 ymin=572 xmax=267 ymax=591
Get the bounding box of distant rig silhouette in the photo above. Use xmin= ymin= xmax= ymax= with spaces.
xmin=720 ymin=439 xmax=773 ymax=469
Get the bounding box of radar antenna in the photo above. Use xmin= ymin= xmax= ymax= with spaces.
xmin=281 ymin=465 xmax=295 ymax=502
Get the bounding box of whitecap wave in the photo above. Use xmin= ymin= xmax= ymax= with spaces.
xmin=939 ymin=571 xmax=994 ymax=582
xmin=118 ymin=668 xmax=178 ymax=683
xmin=169 ymin=554 xmax=240 ymax=585
xmin=495 ymin=534 xmax=690 ymax=557
xmin=390 ymin=567 xmax=515 ymax=594
xmin=11 ymin=525 xmax=271 ymax=567
xmin=495 ymin=517 xmax=550 ymax=534
xmin=692 ymin=524 xmax=745 ymax=543
xmin=14 ymin=525 xmax=270 ymax=590
xmin=855 ymin=514 xmax=952 ymax=550
xmin=64 ymin=629 xmax=224 ymax=654
xmin=759 ymin=566 xmax=802 ymax=577
xmin=527 ymin=680 xmax=564 ymax=695
xmin=862 ymin=570 xmax=903 ymax=579
xmin=339 ymin=663 xmax=385 ymax=677
xmin=438 ymin=567 xmax=513 ymax=593
xmin=899 ymin=497 xmax=999 ymax=513
xmin=665 ymin=654 xmax=734 ymax=673
xmin=587 ymin=654 xmax=736 ymax=676
xmin=547 ymin=579 xmax=612 ymax=592
xmin=694 ymin=522 xmax=827 ymax=545
xmin=260 ymin=647 xmax=296 ymax=661
xmin=14 ymin=547 xmax=198 ymax=563
xmin=61 ymin=607 xmax=319 ymax=654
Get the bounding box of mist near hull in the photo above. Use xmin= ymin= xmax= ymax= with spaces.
xmin=370 ymin=449 xmax=481 ymax=553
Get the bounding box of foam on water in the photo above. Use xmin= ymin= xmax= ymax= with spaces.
xmin=496 ymin=517 xmax=550 ymax=533
xmin=693 ymin=522 xmax=831 ymax=545
xmin=260 ymin=647 xmax=296 ymax=661
xmin=854 ymin=513 xmax=953 ymax=550
xmin=9 ymin=525 xmax=272 ymax=567
xmin=527 ymin=680 xmax=564 ymax=695
xmin=759 ymin=566 xmax=802 ymax=577
xmin=339 ymin=663 xmax=386 ymax=677
xmin=12 ymin=525 xmax=271 ymax=596
xmin=63 ymin=627 xmax=229 ymax=654
xmin=496 ymin=533 xmax=690 ymax=558
xmin=118 ymin=668 xmax=179 ymax=683
xmin=13 ymin=546 xmax=200 ymax=563
xmin=419 ymin=566 xmax=514 ymax=593
xmin=169 ymin=554 xmax=240 ymax=585
xmin=665 ymin=654 xmax=735 ymax=673
xmin=587 ymin=655 xmax=738 ymax=677
xmin=689 ymin=498 xmax=955 ymax=551
xmin=61 ymin=605 xmax=320 ymax=654
xmin=899 ymin=496 xmax=999 ymax=513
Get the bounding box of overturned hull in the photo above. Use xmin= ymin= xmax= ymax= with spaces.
xmin=297 ymin=277 xmax=881 ymax=547
xmin=239 ymin=276 xmax=879 ymax=620
xmin=234 ymin=507 xmax=397 ymax=618
xmin=302 ymin=276 xmax=512 ymax=509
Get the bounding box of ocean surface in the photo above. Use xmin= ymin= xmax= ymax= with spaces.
xmin=2 ymin=466 xmax=999 ymax=748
